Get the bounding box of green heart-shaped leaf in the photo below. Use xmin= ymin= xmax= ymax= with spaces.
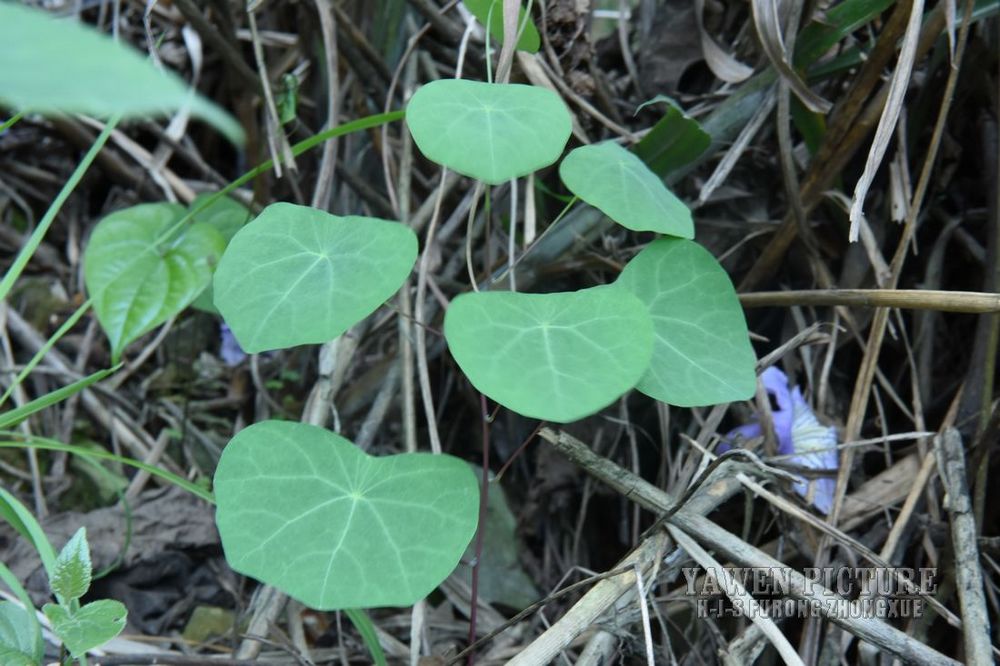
xmin=189 ymin=193 xmax=251 ymax=246
xmin=84 ymin=203 xmax=226 ymax=362
xmin=463 ymin=0 xmax=540 ymax=53
xmin=44 ymin=600 xmax=126 ymax=658
xmin=444 ymin=286 xmax=654 ymax=422
xmin=560 ymin=141 xmax=694 ymax=238
xmin=615 ymin=238 xmax=756 ymax=406
xmin=188 ymin=194 xmax=252 ymax=314
xmin=406 ymin=80 xmax=571 ymax=184
xmin=213 ymin=203 xmax=417 ymax=353
xmin=214 ymin=421 xmax=479 ymax=610
xmin=0 ymin=3 xmax=242 ymax=144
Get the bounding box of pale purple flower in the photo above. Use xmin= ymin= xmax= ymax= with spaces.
xmin=722 ymin=367 xmax=838 ymax=513
xmin=219 ymin=323 xmax=246 ymax=366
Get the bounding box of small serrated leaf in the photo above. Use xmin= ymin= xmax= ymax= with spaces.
xmin=50 ymin=527 xmax=92 ymax=604
xmin=44 ymin=600 xmax=127 ymax=658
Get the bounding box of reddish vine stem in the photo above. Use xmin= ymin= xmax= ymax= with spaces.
xmin=467 ymin=393 xmax=492 ymax=664
xmin=494 ymin=420 xmax=547 ymax=483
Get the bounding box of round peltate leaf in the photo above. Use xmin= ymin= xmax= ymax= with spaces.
xmin=444 ymin=286 xmax=653 ymax=422
xmin=84 ymin=203 xmax=226 ymax=362
xmin=213 ymin=203 xmax=417 ymax=353
xmin=214 ymin=421 xmax=479 ymax=610
xmin=406 ymin=80 xmax=571 ymax=184
xmin=615 ymin=238 xmax=756 ymax=406
xmin=559 ymin=141 xmax=694 ymax=238
xmin=0 ymin=3 xmax=242 ymax=144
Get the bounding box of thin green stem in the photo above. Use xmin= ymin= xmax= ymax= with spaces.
xmin=548 ymin=194 xmax=579 ymax=228
xmin=489 ymin=194 xmax=579 ymax=286
xmin=0 ymin=115 xmax=120 ymax=304
xmin=484 ymin=0 xmax=496 ymax=83
xmin=179 ymin=109 xmax=406 ymax=231
xmin=0 ymin=364 xmax=115 ymax=427
xmin=483 ymin=185 xmax=492 ymax=280
xmin=0 ymin=298 xmax=92 ymax=408
xmin=343 ymin=609 xmax=387 ymax=666
xmin=114 ymin=110 xmax=407 ymax=284
xmin=0 ymin=111 xmax=24 ymax=133
xmin=0 ymin=433 xmax=213 ymax=502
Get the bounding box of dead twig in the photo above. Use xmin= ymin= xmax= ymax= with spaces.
xmin=935 ymin=428 xmax=994 ymax=664
xmin=504 ymin=532 xmax=671 ymax=666
xmin=540 ymin=428 xmax=962 ymax=665
xmin=739 ymin=289 xmax=1000 ymax=313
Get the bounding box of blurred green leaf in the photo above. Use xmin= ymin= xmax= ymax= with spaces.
xmin=277 ymin=73 xmax=299 ymax=125
xmin=0 ymin=645 xmax=34 ymax=666
xmin=795 ymin=0 xmax=895 ymax=68
xmin=456 ymin=467 xmax=539 ymax=609
xmin=790 ymin=97 xmax=826 ymax=157
xmin=0 ymin=488 xmax=57 ymax=578
xmin=463 ymin=0 xmax=540 ymax=52
xmin=344 ymin=609 xmax=388 ymax=666
xmin=0 ymin=602 xmax=42 ymax=665
xmin=188 ymin=194 xmax=252 ymax=314
xmin=0 ymin=3 xmax=243 ymax=144
xmin=0 ymin=434 xmax=213 ymax=502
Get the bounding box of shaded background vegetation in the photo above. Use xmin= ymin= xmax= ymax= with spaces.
xmin=2 ymin=0 xmax=1000 ymax=663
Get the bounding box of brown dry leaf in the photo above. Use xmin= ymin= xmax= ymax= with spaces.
xmin=750 ymin=0 xmax=832 ymax=113
xmin=694 ymin=0 xmax=753 ymax=83
xmin=848 ymin=0 xmax=925 ymax=241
